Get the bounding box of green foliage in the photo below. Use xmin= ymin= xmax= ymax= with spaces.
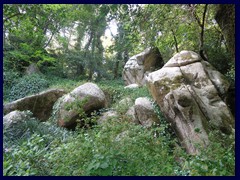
xmin=64 ymin=96 xmax=99 ymax=128
xmin=3 ymin=111 xmax=35 ymax=146
xmin=3 ymin=3 xmax=235 ymax=176
xmin=4 ymin=134 xmax=48 ymax=176
xmin=4 ymin=118 xmax=74 ymax=176
xmin=3 ymin=79 xmax=235 ymax=176
xmin=99 ymin=79 xmax=150 ymax=106
xmin=44 ymin=121 xmax=178 ymax=176
xmin=226 ymin=62 xmax=235 ymax=83
xmin=3 ymin=69 xmax=20 ymax=87
xmin=8 ymin=74 xmax=49 ymax=101
xmin=153 ymin=102 xmax=176 ymax=142
xmin=180 ymin=130 xmax=235 ymax=176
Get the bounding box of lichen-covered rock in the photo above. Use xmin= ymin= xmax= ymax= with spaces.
xmin=55 ymin=83 xmax=106 ymax=128
xmin=146 ymin=50 xmax=234 ymax=154
xmin=3 ymin=110 xmax=34 ymax=140
xmin=3 ymin=110 xmax=33 ymax=127
xmin=118 ymin=97 xmax=133 ymax=107
xmin=4 ymin=89 xmax=66 ymax=121
xmin=125 ymin=97 xmax=159 ymax=127
xmin=126 ymin=106 xmax=139 ymax=124
xmin=123 ymin=47 xmax=164 ymax=86
xmin=98 ymin=110 xmax=118 ymax=125
xmin=134 ymin=97 xmax=159 ymax=127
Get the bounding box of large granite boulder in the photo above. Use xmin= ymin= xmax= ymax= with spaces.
xmin=4 ymin=89 xmax=66 ymax=121
xmin=3 ymin=110 xmax=33 ymax=128
xmin=134 ymin=97 xmax=159 ymax=127
xmin=98 ymin=110 xmax=118 ymax=125
xmin=3 ymin=110 xmax=34 ymax=140
xmin=125 ymin=97 xmax=159 ymax=127
xmin=146 ymin=50 xmax=234 ymax=154
xmin=54 ymin=83 xmax=106 ymax=128
xmin=123 ymin=47 xmax=164 ymax=86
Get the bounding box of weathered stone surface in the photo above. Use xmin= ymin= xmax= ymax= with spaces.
xmin=124 ymin=97 xmax=159 ymax=127
xmin=123 ymin=47 xmax=164 ymax=86
xmin=126 ymin=106 xmax=139 ymax=124
xmin=98 ymin=110 xmax=118 ymax=125
xmin=3 ymin=110 xmax=34 ymax=141
xmin=124 ymin=84 xmax=139 ymax=89
xmin=146 ymin=50 xmax=234 ymax=154
xmin=56 ymin=83 xmax=106 ymax=128
xmin=3 ymin=110 xmax=33 ymax=128
xmin=4 ymin=89 xmax=66 ymax=121
xmin=134 ymin=97 xmax=159 ymax=127
xmin=118 ymin=97 xmax=133 ymax=107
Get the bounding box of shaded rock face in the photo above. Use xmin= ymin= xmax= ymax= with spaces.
xmin=4 ymin=89 xmax=66 ymax=121
xmin=123 ymin=47 xmax=164 ymax=86
xmin=146 ymin=50 xmax=234 ymax=154
xmin=55 ymin=83 xmax=106 ymax=128
xmin=98 ymin=110 xmax=118 ymax=125
xmin=134 ymin=97 xmax=159 ymax=127
xmin=126 ymin=97 xmax=159 ymax=127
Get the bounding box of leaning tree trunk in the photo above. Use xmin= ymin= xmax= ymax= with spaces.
xmin=114 ymin=52 xmax=122 ymax=79
xmin=215 ymin=4 xmax=235 ymax=61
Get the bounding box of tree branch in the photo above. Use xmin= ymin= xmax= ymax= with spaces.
xmin=4 ymin=12 xmax=22 ymax=23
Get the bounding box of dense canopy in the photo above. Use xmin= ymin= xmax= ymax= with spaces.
xmin=3 ymin=4 xmax=235 ymax=176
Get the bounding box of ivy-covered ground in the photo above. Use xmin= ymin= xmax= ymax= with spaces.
xmin=3 ymin=76 xmax=235 ymax=176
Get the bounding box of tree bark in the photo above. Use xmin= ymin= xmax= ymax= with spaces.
xmin=215 ymin=4 xmax=235 ymax=61
xmin=114 ymin=52 xmax=122 ymax=79
xmin=171 ymin=29 xmax=179 ymax=53
xmin=189 ymin=4 xmax=208 ymax=61
xmin=199 ymin=4 xmax=208 ymax=51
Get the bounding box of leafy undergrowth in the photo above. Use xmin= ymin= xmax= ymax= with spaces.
xmin=3 ymin=77 xmax=235 ymax=176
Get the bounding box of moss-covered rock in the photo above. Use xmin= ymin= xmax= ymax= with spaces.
xmin=146 ymin=50 xmax=234 ymax=154
xmin=54 ymin=82 xmax=106 ymax=129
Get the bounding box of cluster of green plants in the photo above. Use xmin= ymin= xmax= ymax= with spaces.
xmin=98 ymin=79 xmax=150 ymax=107
xmin=3 ymin=71 xmax=235 ymax=176
xmin=226 ymin=62 xmax=235 ymax=84
xmin=3 ymin=115 xmax=179 ymax=176
xmin=3 ymin=113 xmax=74 ymax=176
xmin=5 ymin=74 xmax=49 ymax=102
xmin=179 ymin=130 xmax=235 ymax=176
xmin=3 ymin=80 xmax=235 ymax=176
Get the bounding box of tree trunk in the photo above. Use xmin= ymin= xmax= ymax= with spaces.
xmin=171 ymin=29 xmax=179 ymax=53
xmin=215 ymin=4 xmax=235 ymax=61
xmin=114 ymin=60 xmax=120 ymax=79
xmin=199 ymin=4 xmax=208 ymax=51
xmin=189 ymin=4 xmax=208 ymax=61
xmin=76 ymin=63 xmax=84 ymax=76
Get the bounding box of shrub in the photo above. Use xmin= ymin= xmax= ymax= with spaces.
xmin=3 ymin=69 xmax=21 ymax=102
xmin=3 ymin=118 xmax=74 ymax=176
xmin=8 ymin=74 xmax=49 ymax=101
xmin=3 ymin=79 xmax=235 ymax=176
xmin=226 ymin=62 xmax=235 ymax=84
xmin=46 ymin=121 xmax=179 ymax=176
xmin=3 ymin=134 xmax=50 ymax=176
xmin=3 ymin=69 xmax=21 ymax=87
xmin=181 ymin=130 xmax=235 ymax=176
